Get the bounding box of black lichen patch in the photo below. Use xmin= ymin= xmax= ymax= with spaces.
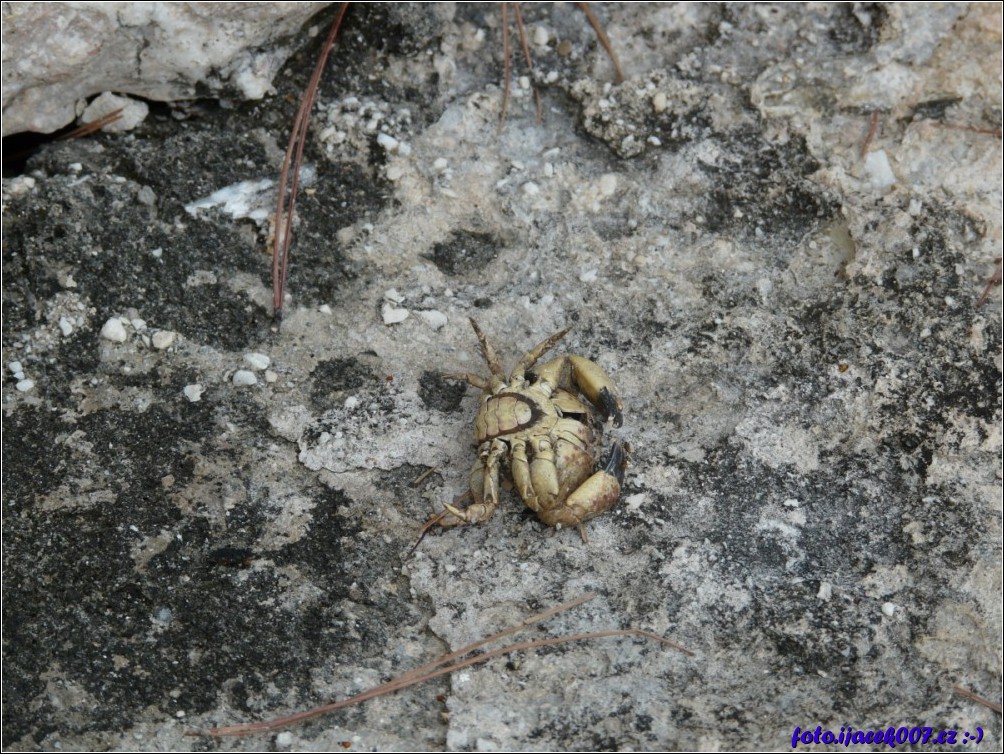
xmin=755 ymin=580 xmax=874 ymax=676
xmin=418 ymin=371 xmax=467 ymax=413
xmin=2 ymin=406 xmax=73 ymax=506
xmin=1 ymin=462 xmax=366 ymax=743
xmin=700 ymin=130 xmax=839 ymax=244
xmin=828 ymin=3 xmax=888 ymax=53
xmin=175 ymin=284 xmax=271 ymax=351
xmin=280 ymin=160 xmax=388 ymax=305
xmin=310 ymin=356 xmax=380 ymax=410
xmin=907 ymin=97 xmax=964 ymax=123
xmin=2 ymin=167 xmax=272 ymax=352
xmin=423 ymin=231 xmax=501 ymax=276
xmin=344 ymin=3 xmax=445 ymax=58
xmin=306 ymin=4 xmax=447 ymax=115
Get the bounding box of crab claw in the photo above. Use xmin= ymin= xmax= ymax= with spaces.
xmin=598 ymin=386 xmax=623 ymax=427
xmin=532 ymin=355 xmax=623 ymax=427
xmin=604 ymin=440 xmax=629 ymax=484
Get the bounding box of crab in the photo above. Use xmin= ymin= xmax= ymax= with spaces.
xmin=420 ymin=318 xmax=628 ymax=542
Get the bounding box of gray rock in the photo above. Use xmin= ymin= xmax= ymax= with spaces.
xmin=1 ymin=1 xmax=330 ymax=135
xmin=3 ymin=3 xmax=1000 ymax=751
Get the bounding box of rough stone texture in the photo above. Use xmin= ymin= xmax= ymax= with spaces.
xmin=3 ymin=3 xmax=1001 ymax=751
xmin=1 ymin=1 xmax=331 ymax=136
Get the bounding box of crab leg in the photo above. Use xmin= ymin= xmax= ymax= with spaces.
xmin=438 ymin=440 xmax=504 ymax=527
xmin=511 ymin=327 xmax=571 ymax=382
xmin=532 ymin=355 xmax=623 ymax=426
xmin=467 ymin=318 xmax=504 ymax=377
xmin=443 ymin=372 xmax=491 ymax=391
xmin=510 ymin=439 xmax=538 ymax=511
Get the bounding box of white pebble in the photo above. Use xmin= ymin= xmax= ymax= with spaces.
xmin=8 ymin=361 xmax=23 ymax=374
xmin=264 ymin=370 xmax=278 ymax=383
xmin=863 ymin=150 xmax=896 ymax=190
xmin=433 ymin=157 xmax=449 ymax=172
xmin=54 ymin=315 xmax=75 ymax=335
xmin=183 ymin=384 xmax=205 ymax=402
xmin=80 ymin=91 xmax=149 ymax=132
xmin=382 ymin=302 xmax=410 ymax=325
xmin=384 ymin=288 xmax=405 ymax=303
xmin=533 ymin=26 xmax=549 ymax=46
xmin=319 ymin=304 xmax=332 ymax=314
xmin=137 ymin=186 xmax=157 ymax=205
xmin=652 ymin=91 xmax=668 ymax=113
xmin=100 ymin=317 xmax=128 ymax=342
xmin=817 ymin=582 xmax=832 ymax=601
xmin=130 ymin=318 xmax=147 ymax=332
xmin=419 ymin=309 xmax=448 ymax=330
xmin=58 ymin=317 xmax=74 ymax=336
xmin=232 ymin=370 xmax=258 ymax=387
xmin=344 ymin=396 xmax=359 ymax=410
xmin=151 ymin=331 xmax=176 ymax=350
xmin=385 ymin=164 xmax=405 ymax=181
xmin=244 ymin=353 xmax=271 ymax=370
xmin=881 ymin=602 xmax=897 ymax=617
xmin=624 ymin=493 xmax=646 ymax=510
xmin=522 ymin=181 xmax=540 ymax=196
xmin=578 ymin=269 xmax=598 ymax=283
xmin=16 ymin=379 xmax=35 ymax=392
xmin=6 ymin=176 xmax=35 ymax=195
xmin=377 ymin=133 xmax=399 ymax=152
xmin=276 ymin=732 xmax=294 ymax=747
xmin=598 ymin=173 xmax=618 ymax=197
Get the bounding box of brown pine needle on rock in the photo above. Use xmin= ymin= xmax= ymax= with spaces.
xmin=499 ymin=2 xmax=513 ymax=130
xmin=953 ymin=685 xmax=1003 ymax=713
xmin=976 ymin=257 xmax=1002 ymax=307
xmin=272 ymin=2 xmax=350 ymax=316
xmin=57 ymin=108 xmax=124 ymax=140
xmin=512 ymin=3 xmax=543 ymax=124
xmin=859 ymin=110 xmax=881 ymax=158
xmin=575 ymin=2 xmax=625 ymax=84
xmin=499 ymin=2 xmax=623 ymax=130
xmin=191 ymin=593 xmax=692 ymax=737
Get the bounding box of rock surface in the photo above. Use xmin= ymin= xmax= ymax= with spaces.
xmin=3 ymin=3 xmax=1001 ymax=751
xmin=1 ymin=2 xmax=330 ymax=135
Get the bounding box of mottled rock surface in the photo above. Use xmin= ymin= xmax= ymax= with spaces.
xmin=3 ymin=3 xmax=1001 ymax=751
xmin=1 ymin=2 xmax=330 ymax=135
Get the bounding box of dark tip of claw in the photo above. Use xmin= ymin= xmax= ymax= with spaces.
xmin=604 ymin=441 xmax=630 ymax=486
xmin=599 ymin=387 xmax=623 ymax=427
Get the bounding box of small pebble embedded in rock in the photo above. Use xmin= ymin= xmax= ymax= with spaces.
xmin=151 ymin=331 xmax=176 ymax=350
xmin=232 ymin=370 xmax=258 ymax=387
xmin=244 ymin=352 xmax=271 ymax=370
xmin=419 ymin=310 xmax=447 ymax=330
xmin=100 ymin=317 xmax=128 ymax=342
xmin=382 ymin=302 xmax=409 ymax=325
xmin=183 ymin=384 xmax=205 ymax=402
